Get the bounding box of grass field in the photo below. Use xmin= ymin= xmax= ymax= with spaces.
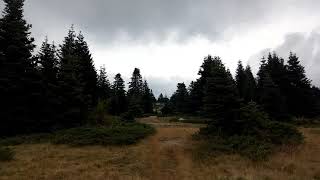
xmin=0 ymin=116 xmax=320 ymax=180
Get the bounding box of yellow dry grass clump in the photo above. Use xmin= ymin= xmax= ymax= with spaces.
xmin=0 ymin=117 xmax=320 ymax=180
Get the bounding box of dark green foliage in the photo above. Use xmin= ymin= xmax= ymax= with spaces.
xmin=97 ymin=65 xmax=111 ymax=100
xmin=235 ymin=61 xmax=247 ymax=100
xmin=128 ymin=68 xmax=143 ymax=97
xmin=0 ymin=0 xmax=42 ymax=136
xmin=36 ymin=38 xmax=62 ymax=131
xmin=120 ymin=111 xmax=135 ymax=122
xmin=58 ymin=27 xmax=88 ymax=127
xmin=52 ymin=123 xmax=155 ymax=146
xmin=188 ymin=80 xmax=204 ymax=114
xmin=286 ymin=52 xmax=314 ymax=117
xmin=0 ymin=134 xmax=53 ymax=146
xmin=126 ymin=68 xmax=155 ymax=117
xmin=38 ymin=37 xmax=59 ymax=83
xmin=88 ymin=100 xmax=110 ymax=125
xmin=110 ymin=73 xmax=127 ymax=116
xmin=74 ymin=32 xmax=98 ymax=108
xmin=127 ymin=68 xmax=144 ymax=117
xmin=0 ymin=123 xmax=155 ymax=147
xmin=244 ymin=65 xmax=256 ymax=102
xmin=56 ymin=28 xmax=98 ymax=128
xmin=202 ymin=56 xmax=241 ymax=134
xmin=157 ymin=93 xmax=169 ymax=104
xmin=171 ymin=83 xmax=189 ymax=113
xmin=311 ymin=86 xmax=320 ymax=116
xmin=235 ymin=62 xmax=257 ymax=102
xmin=198 ymin=102 xmax=303 ymax=160
xmin=237 ymin=102 xmax=303 ymax=145
xmin=141 ymin=81 xmax=155 ymax=114
xmin=161 ymin=102 xmax=174 ymax=116
xmin=257 ymin=57 xmax=289 ymax=121
xmin=0 ymin=147 xmax=14 ymax=161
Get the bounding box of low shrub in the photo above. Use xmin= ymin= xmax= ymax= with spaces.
xmin=120 ymin=111 xmax=135 ymax=122
xmin=52 ymin=123 xmax=155 ymax=146
xmin=197 ymin=102 xmax=303 ymax=160
xmin=0 ymin=147 xmax=14 ymax=161
xmin=0 ymin=123 xmax=155 ymax=147
xmin=0 ymin=133 xmax=53 ymax=146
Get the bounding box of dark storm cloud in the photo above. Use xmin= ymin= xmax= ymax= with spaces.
xmin=3 ymin=0 xmax=319 ymax=44
xmin=249 ymin=31 xmax=320 ymax=87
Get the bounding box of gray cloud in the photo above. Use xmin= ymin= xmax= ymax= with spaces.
xmin=2 ymin=0 xmax=320 ymax=44
xmin=249 ymin=31 xmax=320 ymax=87
xmin=2 ymin=0 xmax=320 ymax=94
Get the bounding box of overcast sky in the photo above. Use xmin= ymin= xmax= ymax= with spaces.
xmin=1 ymin=0 xmax=320 ymax=96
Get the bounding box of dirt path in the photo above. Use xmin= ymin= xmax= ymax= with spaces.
xmin=140 ymin=116 xmax=200 ymax=179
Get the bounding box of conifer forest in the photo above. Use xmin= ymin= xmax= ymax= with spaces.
xmin=1 ymin=0 xmax=320 ymax=179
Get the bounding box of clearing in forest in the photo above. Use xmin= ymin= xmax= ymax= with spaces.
xmin=1 ymin=116 xmax=320 ymax=180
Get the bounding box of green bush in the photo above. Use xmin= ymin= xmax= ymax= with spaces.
xmin=88 ymin=100 xmax=121 ymax=126
xmin=197 ymin=102 xmax=303 ymax=160
xmin=0 ymin=123 xmax=155 ymax=147
xmin=52 ymin=123 xmax=155 ymax=146
xmin=120 ymin=111 xmax=135 ymax=122
xmin=0 ymin=147 xmax=14 ymax=161
xmin=194 ymin=135 xmax=272 ymax=161
xmin=264 ymin=121 xmax=303 ymax=145
xmin=0 ymin=133 xmax=53 ymax=146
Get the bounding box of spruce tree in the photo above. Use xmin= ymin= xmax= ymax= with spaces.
xmin=202 ymin=56 xmax=240 ymax=135
xmin=244 ymin=65 xmax=257 ymax=102
xmin=0 ymin=0 xmax=40 ymax=135
xmin=171 ymin=83 xmax=189 ymax=114
xmin=38 ymin=37 xmax=59 ymax=83
xmin=128 ymin=68 xmax=143 ymax=96
xmin=97 ymin=65 xmax=111 ymax=100
xmin=58 ymin=27 xmax=87 ymax=128
xmin=37 ymin=37 xmax=61 ymax=130
xmin=257 ymin=57 xmax=288 ymax=121
xmin=265 ymin=53 xmax=290 ymax=96
xmin=188 ymin=80 xmax=203 ymax=114
xmin=75 ymin=32 xmax=98 ymax=108
xmin=235 ymin=61 xmax=247 ymax=100
xmin=187 ymin=55 xmax=216 ymax=113
xmin=158 ymin=93 xmax=164 ymax=103
xmin=142 ymin=80 xmax=155 ymax=114
xmin=287 ymin=52 xmax=310 ymax=88
xmin=110 ymin=73 xmax=127 ymax=115
xmin=286 ymin=52 xmax=314 ymax=116
xmin=158 ymin=93 xmax=169 ymax=104
xmin=127 ymin=68 xmax=144 ymax=116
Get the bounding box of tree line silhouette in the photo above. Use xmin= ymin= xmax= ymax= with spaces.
xmin=0 ymin=0 xmax=155 ymax=136
xmin=1 ymin=0 xmax=320 ymax=139
xmin=167 ymin=54 xmax=320 ymax=122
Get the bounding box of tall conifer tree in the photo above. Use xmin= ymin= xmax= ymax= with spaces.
xmin=58 ymin=27 xmax=87 ymax=127
xmin=110 ymin=73 xmax=127 ymax=115
xmin=286 ymin=52 xmax=313 ymax=116
xmin=257 ymin=57 xmax=288 ymax=120
xmin=203 ymin=56 xmax=240 ymax=134
xmin=97 ymin=65 xmax=111 ymax=100
xmin=0 ymin=0 xmax=39 ymax=135
xmin=235 ymin=61 xmax=247 ymax=100
xmin=142 ymin=80 xmax=155 ymax=114
xmin=244 ymin=65 xmax=257 ymax=102
xmin=75 ymin=32 xmax=98 ymax=107
xmin=37 ymin=37 xmax=61 ymax=130
xmin=127 ymin=68 xmax=144 ymax=116
xmin=171 ymin=83 xmax=189 ymax=114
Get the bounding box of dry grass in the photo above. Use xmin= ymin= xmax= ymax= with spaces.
xmin=1 ymin=117 xmax=320 ymax=180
